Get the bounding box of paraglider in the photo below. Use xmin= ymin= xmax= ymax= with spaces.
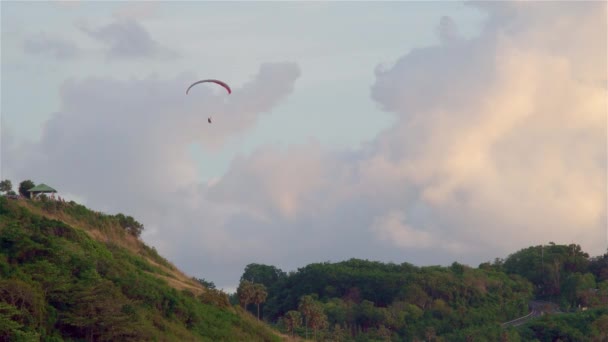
xmin=186 ymin=79 xmax=231 ymax=124
xmin=186 ymin=79 xmax=231 ymax=95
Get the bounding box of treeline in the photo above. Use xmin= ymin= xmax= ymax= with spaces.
xmin=237 ymin=244 xmax=608 ymax=341
xmin=0 ymin=196 xmax=280 ymax=341
xmin=237 ymin=261 xmax=532 ymax=341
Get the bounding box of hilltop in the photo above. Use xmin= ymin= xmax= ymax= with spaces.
xmin=0 ymin=195 xmax=283 ymax=341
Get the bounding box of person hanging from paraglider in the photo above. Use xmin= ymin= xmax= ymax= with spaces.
xmin=185 ymin=79 xmax=231 ymax=126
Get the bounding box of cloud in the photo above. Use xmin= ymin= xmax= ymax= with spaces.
xmin=23 ymin=32 xmax=79 ymax=59
xmin=437 ymin=16 xmax=460 ymax=44
xmin=112 ymin=2 xmax=159 ymax=20
xmin=371 ymin=210 xmax=464 ymax=253
xmin=52 ymin=0 xmax=80 ymax=10
xmin=5 ymin=2 xmax=606 ymax=289
xmin=79 ymin=18 xmax=177 ymax=60
xmin=5 ymin=62 xmax=300 ymax=215
xmin=368 ymin=1 xmax=606 ymax=254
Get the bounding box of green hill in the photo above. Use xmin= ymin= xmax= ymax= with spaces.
xmin=0 ymin=196 xmax=282 ymax=341
xmin=236 ymin=250 xmax=608 ymax=341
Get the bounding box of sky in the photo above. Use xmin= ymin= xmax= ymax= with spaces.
xmin=1 ymin=0 xmax=606 ymax=292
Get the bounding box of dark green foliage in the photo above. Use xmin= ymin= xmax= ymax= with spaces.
xmin=0 ymin=198 xmax=280 ymax=341
xmin=0 ymin=301 xmax=41 ymax=341
xmin=518 ymin=308 xmax=608 ymax=341
xmin=589 ymin=252 xmax=608 ymax=282
xmin=259 ymin=258 xmax=533 ymax=341
xmin=503 ymin=243 xmax=608 ymax=312
xmin=114 ymin=213 xmax=144 ymax=237
xmin=18 ymin=180 xmax=35 ymax=198
xmin=0 ymin=180 xmax=12 ymax=193
xmin=254 ymin=245 xmax=606 ymax=341
xmin=241 ymin=263 xmax=287 ymax=287
xmin=240 ymin=264 xmax=286 ymax=320
xmin=194 ymin=277 xmax=216 ymax=289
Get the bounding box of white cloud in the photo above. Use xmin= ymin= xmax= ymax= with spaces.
xmin=371 ymin=210 xmax=432 ymax=248
xmin=23 ymin=32 xmax=79 ymax=59
xmin=437 ymin=16 xmax=460 ymax=44
xmin=52 ymin=0 xmax=80 ymax=10
xmin=112 ymin=2 xmax=159 ymax=20
xmin=79 ymin=17 xmax=177 ymax=60
xmin=370 ymin=210 xmax=466 ymax=253
xmin=367 ymin=1 xmax=606 ymax=254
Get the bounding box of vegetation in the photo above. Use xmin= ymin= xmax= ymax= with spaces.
xmin=0 ymin=180 xmax=12 ymax=194
xmin=0 ymin=195 xmax=280 ymax=341
xmin=18 ymin=180 xmax=35 ymax=198
xmin=239 ymin=247 xmax=607 ymax=341
xmin=517 ymin=308 xmax=608 ymax=341
xmin=500 ymin=243 xmax=608 ymax=310
xmin=237 ymin=280 xmax=269 ymax=321
xmin=252 ymin=259 xmax=532 ymax=341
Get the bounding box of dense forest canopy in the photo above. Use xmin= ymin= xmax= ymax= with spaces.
xmin=237 ymin=247 xmax=607 ymax=341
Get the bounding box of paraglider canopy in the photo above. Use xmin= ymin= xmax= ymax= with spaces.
xmin=186 ymin=79 xmax=231 ymax=95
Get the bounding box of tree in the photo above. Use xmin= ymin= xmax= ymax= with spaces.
xmin=18 ymin=180 xmax=35 ymax=198
xmin=114 ymin=213 xmax=144 ymax=237
xmin=299 ymin=295 xmax=316 ymax=339
xmin=0 ymin=302 xmax=40 ymax=341
xmin=252 ymin=283 xmax=268 ymax=320
xmin=61 ymin=280 xmax=140 ymax=341
xmin=237 ymin=280 xmax=255 ymax=309
xmin=240 ymin=264 xmax=283 ymax=318
xmin=241 ymin=263 xmax=286 ymax=287
xmin=283 ymin=310 xmax=302 ymax=337
xmin=193 ymin=278 xmax=216 ymax=289
xmin=376 ymin=324 xmax=392 ymax=341
xmin=0 ymin=279 xmax=46 ymax=330
xmin=591 ymin=314 xmax=608 ymax=341
xmin=332 ymin=323 xmax=347 ymax=342
xmin=308 ymin=304 xmax=328 ymax=340
xmin=0 ymin=180 xmax=12 ymax=194
xmin=299 ymin=295 xmax=327 ymax=340
xmin=589 ymin=252 xmax=608 ymax=282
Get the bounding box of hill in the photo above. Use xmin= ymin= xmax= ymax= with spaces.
xmin=0 ymin=196 xmax=282 ymax=341
xmin=236 ymin=249 xmax=608 ymax=341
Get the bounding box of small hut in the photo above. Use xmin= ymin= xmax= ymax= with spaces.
xmin=28 ymin=183 xmax=57 ymax=199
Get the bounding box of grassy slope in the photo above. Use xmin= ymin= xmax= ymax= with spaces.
xmin=0 ymin=197 xmax=282 ymax=341
xmin=16 ymin=200 xmax=203 ymax=296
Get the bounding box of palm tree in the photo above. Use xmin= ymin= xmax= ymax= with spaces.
xmin=252 ymin=283 xmax=268 ymax=320
xmin=237 ymin=280 xmax=255 ymax=309
xmin=298 ymin=295 xmax=315 ymax=339
xmin=283 ymin=311 xmax=302 ymax=337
